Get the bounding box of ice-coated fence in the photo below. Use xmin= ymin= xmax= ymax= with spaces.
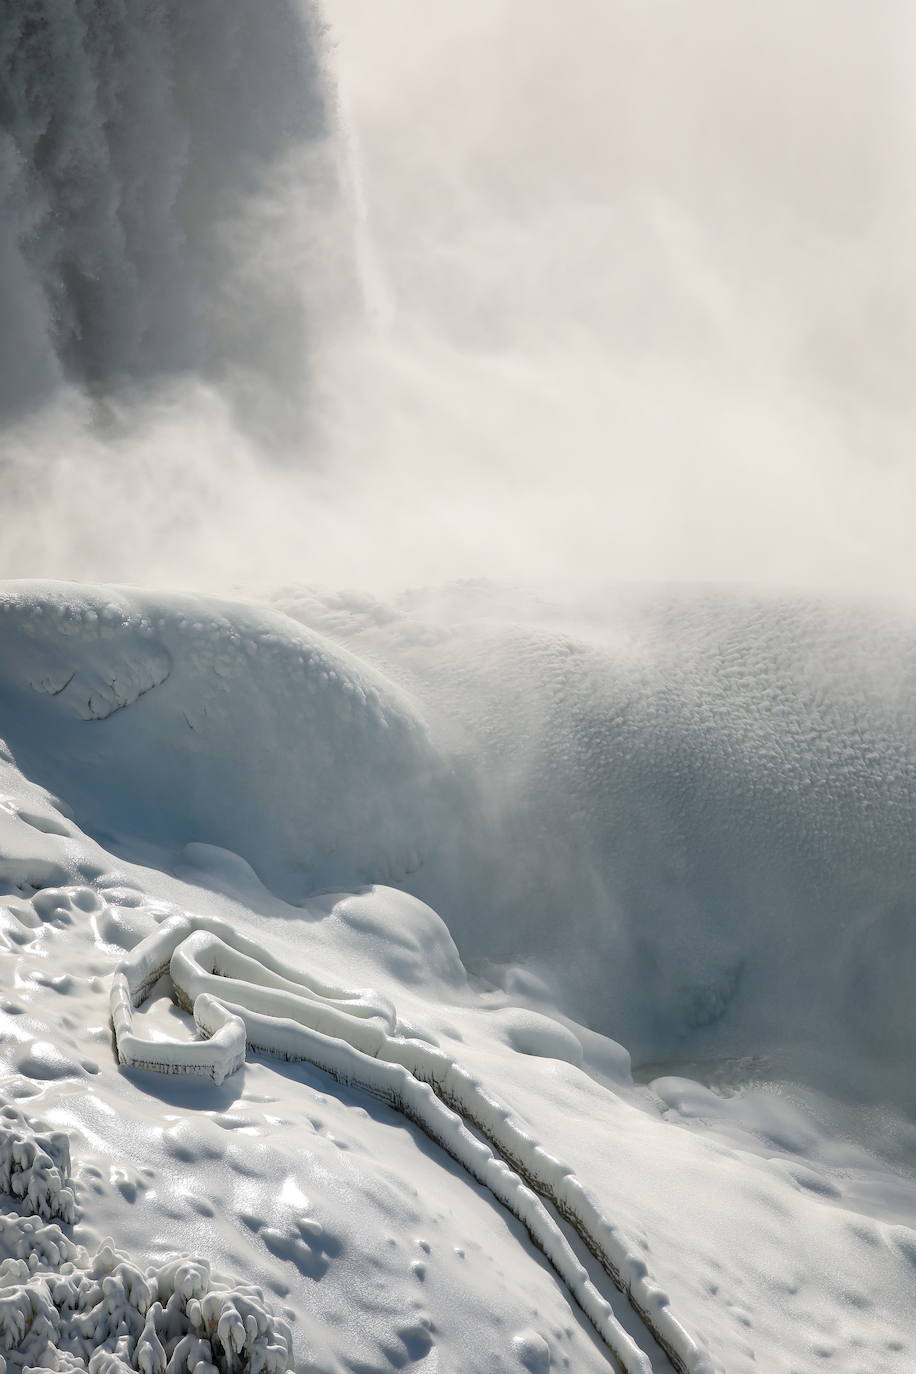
xmin=112 ymin=916 xmax=717 ymax=1374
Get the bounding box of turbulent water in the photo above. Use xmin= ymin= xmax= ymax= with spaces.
xmin=0 ymin=1 xmax=351 ymax=439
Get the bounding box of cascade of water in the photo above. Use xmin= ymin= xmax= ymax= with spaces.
xmin=0 ymin=1 xmax=351 ymax=439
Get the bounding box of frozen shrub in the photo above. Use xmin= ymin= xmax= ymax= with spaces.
xmin=0 ymin=1122 xmax=291 ymax=1374
xmin=0 ymin=1125 xmax=76 ymax=1225
xmin=0 ymin=1240 xmax=292 ymax=1374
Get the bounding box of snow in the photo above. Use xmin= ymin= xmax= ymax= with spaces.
xmin=110 ymin=918 xmax=687 ymax=1372
xmin=273 ymin=582 xmax=916 ymax=1111
xmin=0 ymin=1110 xmax=291 ymax=1374
xmin=1 ymin=580 xmax=915 ymax=1372
xmin=0 ymin=582 xmax=443 ymax=897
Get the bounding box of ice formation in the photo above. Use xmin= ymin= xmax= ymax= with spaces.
xmin=0 ymin=1123 xmax=76 ymax=1226
xmin=0 ymin=582 xmax=443 ymax=897
xmin=0 ymin=1117 xmax=292 ymax=1374
xmin=0 ymin=1238 xmax=293 ymax=1374
xmin=1 ymin=581 xmax=915 ymax=1370
xmin=112 ymin=916 xmax=712 ymax=1374
xmin=8 ymin=576 xmax=916 ymax=1116
xmin=278 ymin=582 xmax=916 ymax=1108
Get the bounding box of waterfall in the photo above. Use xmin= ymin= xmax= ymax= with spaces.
xmin=0 ymin=0 xmax=352 ymax=440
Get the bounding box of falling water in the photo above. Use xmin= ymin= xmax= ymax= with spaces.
xmin=0 ymin=1 xmax=353 ymax=441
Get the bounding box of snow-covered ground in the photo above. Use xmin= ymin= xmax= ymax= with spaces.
xmin=1 ymin=580 xmax=915 ymax=1374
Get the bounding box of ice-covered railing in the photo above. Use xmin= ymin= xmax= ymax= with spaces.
xmin=112 ymin=917 xmax=717 ymax=1374
xmin=110 ymin=913 xmax=395 ymax=1082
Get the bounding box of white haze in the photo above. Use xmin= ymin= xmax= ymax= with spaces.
xmin=3 ymin=0 xmax=916 ymax=600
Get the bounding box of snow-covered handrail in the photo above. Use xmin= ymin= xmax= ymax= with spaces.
xmin=111 ymin=919 xmax=716 ymax=1374
xmin=110 ymin=914 xmax=394 ymax=1082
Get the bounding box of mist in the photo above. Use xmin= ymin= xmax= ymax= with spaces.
xmin=0 ymin=1 xmax=915 ymax=600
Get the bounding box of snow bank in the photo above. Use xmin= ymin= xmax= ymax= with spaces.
xmin=0 ymin=582 xmax=448 ymax=897
xmin=222 ymin=1000 xmax=661 ymax=1374
xmin=11 ymin=575 xmax=916 ymax=1108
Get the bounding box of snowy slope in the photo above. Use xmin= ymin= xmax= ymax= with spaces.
xmin=274 ymin=582 xmax=916 ymax=1107
xmin=0 ymin=581 xmax=444 ymax=896
xmin=1 ymin=580 xmax=915 ymax=1374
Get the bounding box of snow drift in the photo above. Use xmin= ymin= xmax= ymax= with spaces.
xmin=2 ymin=580 xmax=916 ymax=1372
xmin=280 ymin=581 xmax=916 ymax=1106
xmin=0 ymin=581 xmax=445 ymax=897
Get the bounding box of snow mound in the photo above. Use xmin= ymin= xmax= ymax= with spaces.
xmin=276 ymin=582 xmax=916 ymax=1103
xmin=0 ymin=593 xmax=171 ymax=721
xmin=0 ymin=583 xmax=446 ymax=897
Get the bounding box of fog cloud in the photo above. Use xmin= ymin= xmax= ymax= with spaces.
xmin=4 ymin=1 xmax=916 ymax=600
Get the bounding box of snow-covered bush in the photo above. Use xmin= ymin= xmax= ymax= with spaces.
xmin=0 ymin=1119 xmax=292 ymax=1374
xmin=0 ymin=1237 xmax=292 ymax=1374
xmin=0 ymin=1124 xmax=76 ymax=1225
